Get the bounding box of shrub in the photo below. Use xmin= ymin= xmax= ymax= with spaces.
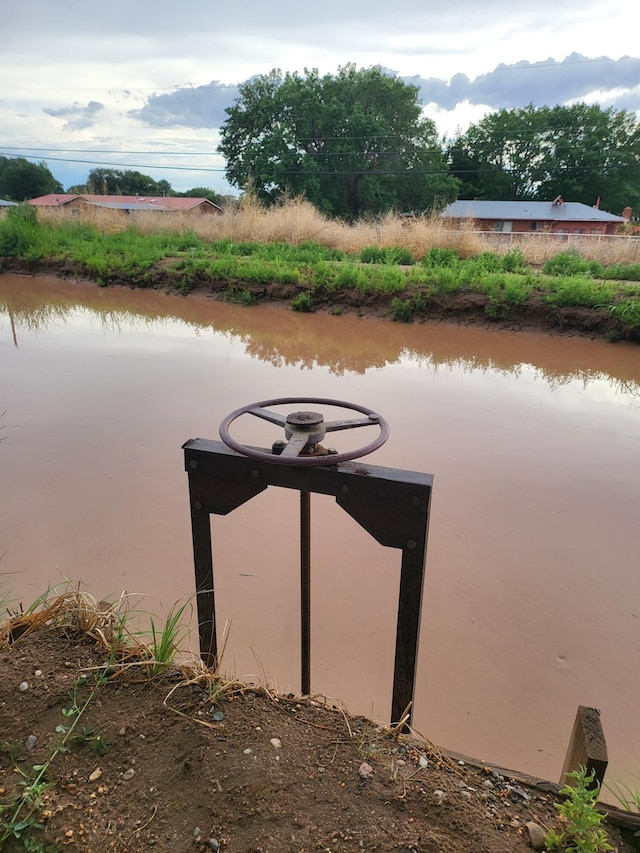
xmin=422 ymin=247 xmax=459 ymax=268
xmin=291 ymin=292 xmax=313 ymax=312
xmin=360 ymin=245 xmax=387 ymax=263
xmin=391 ymin=297 xmax=413 ymax=322
xmin=543 ymin=250 xmax=602 ymax=277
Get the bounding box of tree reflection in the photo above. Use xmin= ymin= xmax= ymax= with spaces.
xmin=1 ymin=275 xmax=639 ymax=399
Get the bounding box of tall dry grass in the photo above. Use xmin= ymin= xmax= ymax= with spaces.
xmin=35 ymin=195 xmax=640 ymax=265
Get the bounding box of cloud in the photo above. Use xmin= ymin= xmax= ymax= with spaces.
xmin=43 ymin=100 xmax=105 ymax=131
xmin=404 ymin=53 xmax=640 ymax=111
xmin=131 ymin=55 xmax=640 ymax=132
xmin=130 ymin=83 xmax=238 ymax=129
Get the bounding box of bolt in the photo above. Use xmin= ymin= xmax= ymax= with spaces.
xmin=189 ymin=460 xmax=198 ymax=470
xmin=271 ymin=440 xmax=286 ymax=456
xmin=251 ymin=469 xmax=260 ymax=479
xmin=194 ymin=501 xmax=202 ymax=511
xmin=327 ymin=447 xmax=338 ymax=455
xmin=407 ymin=540 xmax=417 ymax=550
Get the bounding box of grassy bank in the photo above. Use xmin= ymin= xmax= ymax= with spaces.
xmin=1 ymin=200 xmax=639 ymax=341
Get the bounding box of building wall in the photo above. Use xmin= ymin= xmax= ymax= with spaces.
xmin=474 ymin=218 xmax=614 ymax=236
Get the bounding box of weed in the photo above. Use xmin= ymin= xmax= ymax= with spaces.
xmin=391 ymin=298 xmax=413 ymax=323
xmin=226 ymin=286 xmax=257 ymax=306
xmin=545 ymin=766 xmax=613 ymax=853
xmin=291 ymin=292 xmax=314 ymax=312
xmin=0 ymin=672 xmax=102 ymax=850
xmin=422 ymin=247 xmax=459 ymax=268
xmin=71 ymin=725 xmax=110 ymax=756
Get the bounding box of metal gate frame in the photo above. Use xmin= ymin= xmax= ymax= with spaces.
xmin=184 ymin=437 xmax=433 ymax=725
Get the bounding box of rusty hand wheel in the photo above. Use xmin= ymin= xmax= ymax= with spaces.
xmin=219 ymin=397 xmax=390 ymax=466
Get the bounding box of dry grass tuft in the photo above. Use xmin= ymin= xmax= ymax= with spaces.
xmin=0 ymin=587 xmax=132 ymax=650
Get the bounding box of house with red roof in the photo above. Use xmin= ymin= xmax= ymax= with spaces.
xmin=29 ymin=194 xmax=223 ymax=214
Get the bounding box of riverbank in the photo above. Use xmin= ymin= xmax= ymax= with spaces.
xmin=1 ymin=202 xmax=639 ymax=341
xmin=2 ymin=257 xmax=638 ymax=343
xmin=0 ymin=592 xmax=633 ymax=853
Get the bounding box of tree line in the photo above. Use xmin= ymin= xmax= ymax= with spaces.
xmin=3 ymin=66 xmax=639 ymax=218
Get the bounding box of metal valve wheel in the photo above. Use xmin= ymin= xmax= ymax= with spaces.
xmin=219 ymin=396 xmax=390 ymax=466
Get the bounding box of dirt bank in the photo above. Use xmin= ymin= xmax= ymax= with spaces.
xmin=2 ymin=258 xmax=636 ymax=342
xmin=3 ymin=624 xmax=634 ymax=853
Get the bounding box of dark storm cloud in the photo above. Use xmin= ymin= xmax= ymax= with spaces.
xmin=43 ymin=100 xmax=105 ymax=130
xmin=402 ymin=53 xmax=640 ymax=110
xmin=130 ymin=83 xmax=238 ymax=129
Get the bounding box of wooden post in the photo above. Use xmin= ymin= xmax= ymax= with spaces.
xmin=560 ymin=706 xmax=608 ymax=789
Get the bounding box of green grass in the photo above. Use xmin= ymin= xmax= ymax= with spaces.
xmin=2 ymin=215 xmax=639 ymax=341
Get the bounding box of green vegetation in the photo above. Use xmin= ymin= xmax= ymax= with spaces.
xmin=0 ymin=157 xmax=62 ymax=202
xmin=545 ymin=766 xmax=613 ymax=853
xmin=218 ymin=64 xmax=458 ymax=218
xmin=1 ymin=212 xmax=639 ymax=341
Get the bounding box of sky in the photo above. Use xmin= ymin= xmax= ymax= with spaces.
xmin=1 ymin=0 xmax=639 ymax=194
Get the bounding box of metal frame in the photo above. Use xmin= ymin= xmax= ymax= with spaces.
xmin=183 ymin=437 xmax=433 ymax=725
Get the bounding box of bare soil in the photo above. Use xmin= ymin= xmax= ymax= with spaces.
xmin=0 ymin=627 xmax=631 ymax=853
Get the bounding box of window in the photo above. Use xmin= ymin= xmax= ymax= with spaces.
xmin=530 ymin=222 xmax=538 ymax=231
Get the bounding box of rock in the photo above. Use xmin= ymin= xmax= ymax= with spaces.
xmin=122 ymin=768 xmax=135 ymax=780
xmin=358 ymin=762 xmax=373 ymax=779
xmin=270 ymin=738 xmax=281 ymax=749
xmin=484 ymin=779 xmax=495 ymax=789
xmin=88 ymin=768 xmax=102 ymax=783
xmin=418 ymin=755 xmax=429 ymax=769
xmin=207 ymin=839 xmax=220 ymax=851
xmin=433 ymin=789 xmax=446 ymax=805
xmin=18 ymin=681 xmax=29 ymax=693
xmin=242 ymin=748 xmax=252 ymax=755
xmin=525 ymin=821 xmax=546 ymax=851
xmin=193 ymin=827 xmax=201 ymax=838
xmin=507 ymin=784 xmax=530 ymax=801
xmin=25 ymin=735 xmax=37 ymax=751
xmin=211 ymin=710 xmax=224 ymax=722
xmin=460 ymin=790 xmax=472 ymax=800
xmin=34 ymin=670 xmax=42 ymax=677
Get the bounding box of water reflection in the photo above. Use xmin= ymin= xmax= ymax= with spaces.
xmin=1 ymin=275 xmax=639 ymax=397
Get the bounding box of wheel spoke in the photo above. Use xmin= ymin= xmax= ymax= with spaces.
xmin=248 ymin=407 xmax=287 ymax=427
xmin=280 ymin=432 xmax=311 ymax=457
xmin=324 ymin=416 xmax=378 ymax=432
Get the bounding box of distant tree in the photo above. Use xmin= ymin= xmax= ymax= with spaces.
xmin=66 ymin=183 xmax=89 ymax=194
xmin=448 ymin=104 xmax=640 ymax=213
xmin=86 ymin=168 xmax=173 ymax=196
xmin=0 ymin=157 xmax=62 ymax=201
xmin=178 ymin=187 xmax=224 ymax=205
xmin=219 ymin=64 xmax=458 ymax=218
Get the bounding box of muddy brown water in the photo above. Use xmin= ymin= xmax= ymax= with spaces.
xmin=1 ymin=274 xmax=639 ymax=788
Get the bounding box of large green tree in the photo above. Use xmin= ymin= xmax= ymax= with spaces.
xmin=448 ymin=104 xmax=640 ymax=214
xmin=0 ymin=157 xmax=62 ymax=201
xmin=218 ymin=64 xmax=458 ymax=218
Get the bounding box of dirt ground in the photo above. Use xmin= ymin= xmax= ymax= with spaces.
xmin=0 ymin=624 xmax=633 ymax=853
